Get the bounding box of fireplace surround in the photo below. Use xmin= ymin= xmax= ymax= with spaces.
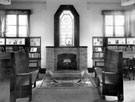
xmin=46 ymin=46 xmax=87 ymax=73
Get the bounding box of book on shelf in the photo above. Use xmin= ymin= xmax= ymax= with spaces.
xmin=93 ymin=53 xmax=104 ymax=58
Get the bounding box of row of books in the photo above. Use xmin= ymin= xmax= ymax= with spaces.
xmin=107 ymin=46 xmax=135 ymax=51
xmin=29 ymin=53 xmax=40 ymax=58
xmin=93 ymin=53 xmax=104 ymax=58
xmin=0 ymin=46 xmax=25 ymax=52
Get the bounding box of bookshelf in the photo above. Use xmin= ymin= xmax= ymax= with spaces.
xmin=92 ymin=36 xmax=135 ymax=68
xmin=28 ymin=37 xmax=41 ymax=71
xmin=92 ymin=37 xmax=106 ymax=68
xmin=5 ymin=37 xmax=27 ymax=52
xmin=107 ymin=37 xmax=126 ymax=52
xmin=0 ymin=37 xmax=41 ymax=77
xmin=29 ymin=37 xmax=41 ymax=60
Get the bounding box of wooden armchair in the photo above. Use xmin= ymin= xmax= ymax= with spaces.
xmin=10 ymin=50 xmax=32 ymax=102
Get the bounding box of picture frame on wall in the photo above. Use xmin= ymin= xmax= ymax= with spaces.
xmin=30 ymin=38 xmax=40 ymax=46
xmin=30 ymin=47 xmax=37 ymax=52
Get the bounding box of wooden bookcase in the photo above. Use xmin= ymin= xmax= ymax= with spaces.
xmin=5 ymin=37 xmax=27 ymax=52
xmin=28 ymin=37 xmax=41 ymax=71
xmin=92 ymin=36 xmax=135 ymax=68
xmin=0 ymin=37 xmax=41 ymax=72
xmin=92 ymin=37 xmax=106 ymax=68
xmin=107 ymin=37 xmax=126 ymax=51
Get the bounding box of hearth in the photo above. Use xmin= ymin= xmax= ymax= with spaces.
xmin=46 ymin=46 xmax=87 ymax=72
xmin=57 ymin=53 xmax=77 ymax=70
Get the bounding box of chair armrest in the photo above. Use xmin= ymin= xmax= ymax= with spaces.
xmin=103 ymin=71 xmax=117 ymax=75
xmin=17 ymin=72 xmax=32 ymax=76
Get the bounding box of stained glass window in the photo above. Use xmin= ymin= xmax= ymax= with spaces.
xmin=59 ymin=10 xmax=74 ymax=46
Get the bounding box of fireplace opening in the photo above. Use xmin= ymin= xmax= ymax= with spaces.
xmin=57 ymin=53 xmax=77 ymax=70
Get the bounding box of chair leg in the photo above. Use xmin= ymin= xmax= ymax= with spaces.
xmin=10 ymin=93 xmax=16 ymax=102
xmin=29 ymin=95 xmax=32 ymax=102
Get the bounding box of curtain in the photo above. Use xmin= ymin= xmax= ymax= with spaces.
xmin=125 ymin=10 xmax=135 ymax=37
xmin=0 ymin=10 xmax=6 ymax=37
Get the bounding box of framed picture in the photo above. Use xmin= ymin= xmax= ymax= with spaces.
xmin=94 ymin=47 xmax=103 ymax=52
xmin=127 ymin=38 xmax=135 ymax=44
xmin=93 ymin=38 xmax=103 ymax=46
xmin=30 ymin=38 xmax=40 ymax=46
xmin=0 ymin=0 xmax=11 ymax=5
xmin=30 ymin=47 xmax=37 ymax=52
xmin=6 ymin=38 xmax=25 ymax=45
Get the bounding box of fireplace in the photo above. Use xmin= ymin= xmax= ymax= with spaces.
xmin=46 ymin=46 xmax=87 ymax=72
xmin=57 ymin=53 xmax=77 ymax=70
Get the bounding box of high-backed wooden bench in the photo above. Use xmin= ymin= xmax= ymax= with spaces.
xmin=10 ymin=50 xmax=38 ymax=102
xmin=95 ymin=48 xmax=123 ymax=101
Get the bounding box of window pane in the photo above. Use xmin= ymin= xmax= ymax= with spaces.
xmin=6 ymin=26 xmax=16 ymax=37
xmin=19 ymin=26 xmax=27 ymax=37
xmin=105 ymin=26 xmax=113 ymax=36
xmin=19 ymin=15 xmax=28 ymax=25
xmin=105 ymin=15 xmax=113 ymax=25
xmin=7 ymin=15 xmax=16 ymax=25
xmin=115 ymin=26 xmax=124 ymax=36
xmin=115 ymin=15 xmax=124 ymax=26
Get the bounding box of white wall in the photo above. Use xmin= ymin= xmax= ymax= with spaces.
xmin=0 ymin=0 xmax=133 ymax=68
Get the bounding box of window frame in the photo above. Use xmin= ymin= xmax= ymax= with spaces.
xmin=54 ymin=5 xmax=80 ymax=47
xmin=102 ymin=10 xmax=125 ymax=37
xmin=4 ymin=10 xmax=31 ymax=37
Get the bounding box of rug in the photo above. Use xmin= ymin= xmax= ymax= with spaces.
xmin=38 ymin=75 xmax=96 ymax=88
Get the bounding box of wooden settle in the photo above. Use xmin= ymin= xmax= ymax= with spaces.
xmin=95 ymin=48 xmax=123 ymax=101
xmin=10 ymin=50 xmax=38 ymax=102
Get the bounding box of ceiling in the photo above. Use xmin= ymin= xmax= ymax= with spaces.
xmin=12 ymin=0 xmax=121 ymax=3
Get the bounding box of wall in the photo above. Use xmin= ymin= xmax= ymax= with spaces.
xmin=0 ymin=0 xmax=133 ymax=68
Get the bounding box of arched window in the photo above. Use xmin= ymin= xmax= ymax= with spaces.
xmin=54 ymin=5 xmax=79 ymax=47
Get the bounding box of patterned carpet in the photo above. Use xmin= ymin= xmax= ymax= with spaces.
xmin=38 ymin=75 xmax=96 ymax=88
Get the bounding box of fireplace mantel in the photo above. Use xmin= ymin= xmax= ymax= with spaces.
xmin=46 ymin=46 xmax=87 ymax=72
